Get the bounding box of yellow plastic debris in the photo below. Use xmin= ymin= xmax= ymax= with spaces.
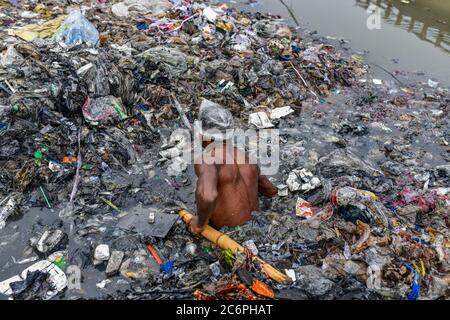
xmin=34 ymin=4 xmax=54 ymax=17
xmin=14 ymin=15 xmax=66 ymax=42
xmin=420 ymin=260 xmax=426 ymax=279
xmin=216 ymin=20 xmax=234 ymax=33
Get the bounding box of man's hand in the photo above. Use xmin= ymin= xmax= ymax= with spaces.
xmin=188 ymin=216 xmax=205 ymax=236
xmin=258 ymin=174 xmax=278 ymax=197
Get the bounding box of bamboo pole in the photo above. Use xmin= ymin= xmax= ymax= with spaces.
xmin=179 ymin=210 xmax=290 ymax=284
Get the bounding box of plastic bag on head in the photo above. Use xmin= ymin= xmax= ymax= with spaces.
xmin=195 ymin=99 xmax=234 ymax=141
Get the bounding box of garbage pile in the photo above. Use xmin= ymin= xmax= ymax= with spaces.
xmin=0 ymin=0 xmax=449 ymax=300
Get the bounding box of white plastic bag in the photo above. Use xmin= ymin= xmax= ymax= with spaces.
xmin=54 ymin=10 xmax=99 ymax=47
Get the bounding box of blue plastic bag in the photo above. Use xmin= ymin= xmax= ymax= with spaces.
xmin=54 ymin=10 xmax=99 ymax=47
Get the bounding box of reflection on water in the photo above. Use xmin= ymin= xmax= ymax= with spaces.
xmin=240 ymin=0 xmax=450 ymax=84
xmin=355 ymin=0 xmax=450 ymax=54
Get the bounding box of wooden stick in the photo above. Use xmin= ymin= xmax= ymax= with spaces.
xmin=179 ymin=210 xmax=290 ymax=284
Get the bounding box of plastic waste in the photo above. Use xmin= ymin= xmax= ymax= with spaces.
xmin=106 ymin=251 xmax=124 ymax=276
xmin=111 ymin=0 xmax=172 ymax=17
xmin=96 ymin=279 xmax=111 ymax=289
xmin=284 ymin=269 xmax=296 ymax=282
xmin=76 ymin=62 xmax=110 ymax=97
xmin=397 ymin=203 xmax=430 ymax=217
xmin=372 ymin=79 xmax=383 ymax=85
xmin=203 ymin=7 xmax=218 ymax=22
xmin=185 ymin=243 xmax=197 ymax=257
xmin=331 ymin=187 xmax=390 ymax=227
xmin=160 ymin=147 xmax=182 ymax=159
xmin=243 ymin=240 xmax=258 ymax=255
xmin=117 ymin=206 xmax=178 ymax=238
xmin=54 ymin=10 xmax=99 ymax=47
xmin=209 ymin=261 xmax=221 ymax=277
xmin=251 ymin=279 xmax=274 ymax=298
xmin=398 ymin=189 xmax=420 ymax=204
xmin=231 ymin=33 xmax=252 ymax=52
xmin=162 ymin=260 xmax=175 ymax=273
xmin=296 ymin=265 xmax=334 ymax=297
xmin=140 ymin=46 xmax=187 ymax=77
xmin=120 ymin=249 xmax=160 ymax=279
xmin=167 ymin=156 xmax=187 ymax=176
xmin=0 ymin=254 xmax=67 ymax=300
xmin=148 ymin=211 xmax=155 ymax=224
xmin=0 ymin=45 xmax=23 ymax=67
xmin=296 ymin=197 xmax=315 ymax=219
xmin=270 ymin=106 xmax=294 ymax=119
xmin=286 ymin=168 xmax=321 ymax=193
xmin=248 ymin=112 xmax=274 ymax=129
xmin=94 ymin=244 xmax=110 ymax=265
xmin=397 ymin=203 xmax=430 ymax=224
xmin=82 ymin=96 xmax=127 ymax=123
xmin=111 ymin=3 xmax=129 ymax=17
xmin=337 ymin=204 xmax=371 ymax=224
xmin=0 ymin=193 xmax=21 ymax=229
xmin=427 ymin=79 xmax=439 ymax=88
xmin=424 ymin=276 xmax=448 ymax=300
xmin=253 ymin=20 xmax=291 ymax=39
xmin=277 ymin=184 xmax=289 ymax=197
xmin=401 ymin=262 xmax=420 ymax=300
xmin=29 ymin=229 xmax=67 ymax=253
xmin=146 ymin=243 xmax=163 ymax=266
xmin=13 ymin=15 xmax=66 ymax=42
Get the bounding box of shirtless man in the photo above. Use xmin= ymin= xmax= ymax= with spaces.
xmin=188 ymin=100 xmax=277 ymax=235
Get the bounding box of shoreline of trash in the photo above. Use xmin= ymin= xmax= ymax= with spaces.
xmin=0 ymin=0 xmax=449 ymax=300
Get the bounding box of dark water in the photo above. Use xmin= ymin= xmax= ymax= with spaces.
xmin=233 ymin=0 xmax=450 ymax=85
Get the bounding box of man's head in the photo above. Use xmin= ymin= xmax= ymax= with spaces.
xmin=194 ymin=99 xmax=234 ymax=147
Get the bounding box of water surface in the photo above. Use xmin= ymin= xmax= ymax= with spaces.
xmin=234 ymin=0 xmax=450 ymax=85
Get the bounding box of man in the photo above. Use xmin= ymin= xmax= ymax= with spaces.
xmin=188 ymin=100 xmax=277 ymax=235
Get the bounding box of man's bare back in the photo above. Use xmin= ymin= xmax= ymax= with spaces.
xmin=189 ymin=142 xmax=277 ymax=234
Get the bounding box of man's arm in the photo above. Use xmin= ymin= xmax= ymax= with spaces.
xmin=192 ymin=163 xmax=219 ymax=234
xmin=258 ymin=173 xmax=277 ymax=197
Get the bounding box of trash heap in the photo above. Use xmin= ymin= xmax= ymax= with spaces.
xmin=0 ymin=0 xmax=449 ymax=300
